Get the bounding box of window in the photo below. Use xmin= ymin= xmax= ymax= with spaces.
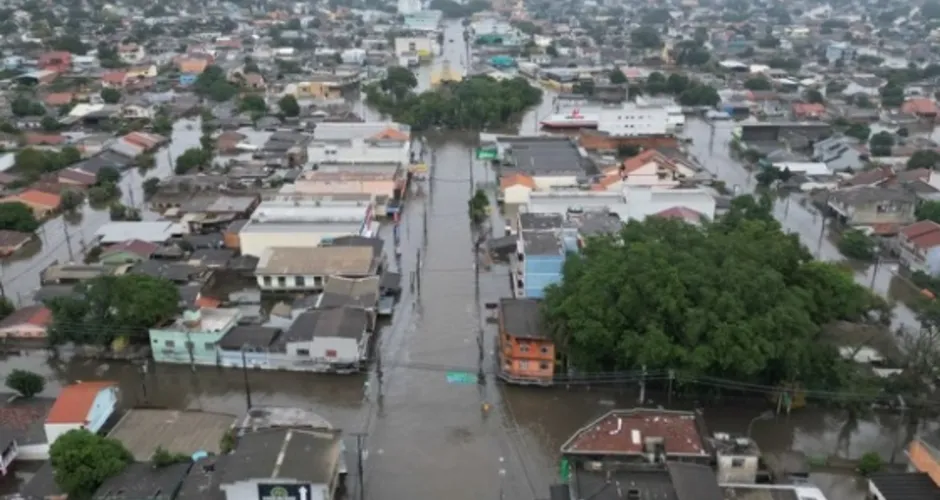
xmin=539 ymin=362 xmax=550 ymax=370
xmin=540 ymin=346 xmax=550 ymax=354
xmin=204 ymin=343 xmax=215 ymax=350
xmin=731 ymin=458 xmax=745 ymax=468
xmin=325 ymin=349 xmax=338 ymax=358
xmin=277 ymin=276 xmax=287 ymax=287
xmin=164 ymin=340 xmax=175 ymax=348
xmin=519 ymin=344 xmax=530 ymax=353
xmin=519 ymin=360 xmax=529 ymax=370
xmin=408 ymin=42 xmax=416 ymax=51
xmin=296 ymin=348 xmax=310 ymax=356
xmin=314 ymin=276 xmax=324 ymax=286
xmin=263 ymin=276 xmax=272 ymax=286
xmin=295 ymin=276 xmax=305 ymax=287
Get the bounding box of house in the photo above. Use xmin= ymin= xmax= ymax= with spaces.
xmin=1 ymin=189 xmax=62 ymax=218
xmin=827 ymin=186 xmax=917 ymax=233
xmin=497 ymin=298 xmax=554 ymax=385
xmin=281 ymin=307 xmax=372 ymax=372
xmin=92 ymin=461 xmax=191 ymax=500
xmin=0 ymin=305 xmax=51 ymax=343
xmin=394 ymin=36 xmax=437 ymax=59
xmin=175 ymin=427 xmax=345 ymax=500
xmin=0 ymin=230 xmax=32 ymax=256
xmin=792 ymin=102 xmax=827 ymax=120
xmin=897 ymin=221 xmax=940 ymax=275
xmin=99 ymin=239 xmax=159 ymax=264
xmin=869 ymin=473 xmax=940 ymax=500
xmin=306 ymin=122 xmax=412 ymax=166
xmin=902 ymin=98 xmax=938 ymax=120
xmin=94 ymin=221 xmax=184 ymax=245
xmin=42 ymin=92 xmax=74 ymax=108
xmin=595 ymin=149 xmax=697 ymax=190
xmin=41 ymin=263 xmax=131 ymax=285
xmin=500 ymin=173 xmax=536 ymax=205
xmin=515 ymin=214 xmax=569 ymax=298
xmin=101 ymin=71 xmax=128 ymax=88
xmin=813 ymin=136 xmax=867 ymax=172
xmin=45 ymin=381 xmax=119 ymax=445
xmin=0 ymin=395 xmax=56 ymax=466
xmin=117 ymin=43 xmax=145 ymax=64
xmin=58 ymin=167 xmax=98 ymax=187
xmin=255 ymin=246 xmax=379 ymax=292
xmin=293 ymin=171 xmax=400 ymax=212
xmin=907 ymin=430 xmax=940 ymax=485
xmin=178 ymin=58 xmax=209 ymax=76
xmin=37 ymin=51 xmax=71 ymax=73
xmin=149 ymin=308 xmax=241 ymax=366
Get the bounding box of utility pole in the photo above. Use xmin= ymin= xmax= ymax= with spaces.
xmin=870 ymin=256 xmax=882 ymax=291
xmin=352 ymin=433 xmax=367 ymax=500
xmin=128 ymin=184 xmax=137 ymax=210
xmin=139 ymin=360 xmax=149 ymax=405
xmin=0 ymin=260 xmax=7 ymax=300
xmin=638 ymin=365 xmax=647 ymax=404
xmin=416 ymin=249 xmax=422 ymax=298
xmin=186 ymin=331 xmax=196 ymax=372
xmin=815 ymin=209 xmax=827 ymax=258
xmin=63 ymin=224 xmax=74 ymax=262
xmin=241 ymin=349 xmax=253 ymax=411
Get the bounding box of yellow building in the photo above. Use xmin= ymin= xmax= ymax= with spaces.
xmin=431 ymin=61 xmax=463 ymax=87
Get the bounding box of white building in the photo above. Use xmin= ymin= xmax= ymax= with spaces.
xmin=597 ymin=102 xmax=671 ymax=136
xmin=398 ymin=0 xmax=421 ymax=14
xmin=394 ymin=36 xmax=437 ymax=58
xmin=255 ymin=246 xmax=378 ymax=292
xmin=635 ymin=96 xmax=684 ymax=131
xmin=238 ymin=196 xmax=374 ymax=257
xmin=308 ymin=122 xmax=412 ymax=166
xmin=524 ymin=186 xmax=716 ymax=222
xmin=283 ymin=308 xmax=371 ymax=370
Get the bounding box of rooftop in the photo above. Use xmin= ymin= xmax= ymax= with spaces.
xmin=222 ymin=428 xmax=342 ymax=485
xmin=108 ymin=409 xmax=236 ymax=461
xmin=92 ymin=461 xmax=192 ymax=500
xmin=257 ymin=246 xmax=376 ymax=276
xmin=501 ymin=137 xmax=598 ymax=177
xmin=869 ymin=473 xmax=940 ymax=500
xmin=94 ymin=221 xmax=184 ymax=244
xmin=519 ymin=212 xmax=565 ymax=231
xmin=217 ymin=325 xmax=283 ymax=350
xmin=0 ymin=395 xmax=55 ymax=445
xmin=165 ymin=308 xmax=240 ymax=333
xmin=561 ymin=408 xmax=709 ymax=457
xmin=522 ymin=231 xmax=564 ymax=256
xmin=282 ymin=307 xmax=371 ymax=343
xmin=46 ymin=381 xmax=116 ymax=424
xmin=500 ymin=298 xmax=547 ymax=339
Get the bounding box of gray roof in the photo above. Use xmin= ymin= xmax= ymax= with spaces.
xmin=18 ymin=462 xmax=64 ymax=500
xmin=501 ymin=137 xmax=598 ymax=177
xmin=318 ymin=276 xmax=380 ymax=309
xmin=208 ymin=429 xmax=342 ymax=488
xmin=282 ymin=307 xmax=370 ymax=344
xmin=218 ymin=326 xmax=283 ymax=350
xmin=667 ymin=463 xmax=722 ymax=500
xmin=522 ymin=231 xmax=564 ymax=256
xmin=93 ymin=462 xmax=192 ymax=500
xmin=519 ymin=213 xmax=564 ymax=231
xmin=95 ymin=221 xmax=183 ymax=244
xmin=575 ymin=469 xmax=678 ymax=500
xmin=828 ymin=186 xmax=916 ymax=207
xmin=869 ymin=473 xmax=940 ymax=500
xmin=257 ymin=246 xmax=376 ymax=276
xmin=500 ymin=298 xmax=546 ymax=339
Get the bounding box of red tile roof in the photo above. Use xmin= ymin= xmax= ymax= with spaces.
xmin=792 ymin=102 xmax=826 ymax=117
xmin=654 ymin=206 xmax=705 ymax=223
xmin=23 ymin=133 xmax=66 ymax=146
xmin=43 ymin=92 xmax=74 ymax=107
xmin=15 ymin=189 xmax=61 ymax=209
xmin=0 ymin=305 xmax=51 ymax=330
xmin=46 ymin=381 xmax=117 ymax=424
xmin=901 ymin=220 xmax=940 ymax=250
xmin=902 ymin=98 xmax=938 ymax=116
xmin=101 ymin=71 xmax=127 ymax=85
xmin=562 ymin=409 xmax=707 ymax=456
xmin=102 ymin=239 xmax=159 ymax=258
xmin=500 ymin=173 xmax=536 ymax=189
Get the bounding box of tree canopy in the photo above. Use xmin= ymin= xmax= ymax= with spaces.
xmin=50 ymin=429 xmax=133 ymax=499
xmin=907 ymin=150 xmax=940 ymax=170
xmin=6 ymin=369 xmax=44 ymax=397
xmin=365 ymin=75 xmax=541 ymax=131
xmin=193 ymin=65 xmax=237 ymax=102
xmin=46 ymin=274 xmax=180 ymax=346
xmin=278 ymin=94 xmax=300 ymax=117
xmin=0 ymin=202 xmax=40 ymax=232
xmin=543 ymin=196 xmax=885 ymax=388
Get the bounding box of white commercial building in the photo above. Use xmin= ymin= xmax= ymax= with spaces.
xmin=525 ymin=186 xmax=716 ymax=222
xmin=307 ymin=122 xmax=411 ymax=166
xmin=597 ymin=102 xmax=671 ymax=136
xmin=394 ymin=36 xmax=437 ymax=58
xmin=238 ymin=196 xmax=374 ymax=258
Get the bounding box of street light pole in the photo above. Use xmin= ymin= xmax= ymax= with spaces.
xmin=498 ymin=457 xmax=506 ymax=500
xmin=746 ymin=411 xmax=774 ymax=439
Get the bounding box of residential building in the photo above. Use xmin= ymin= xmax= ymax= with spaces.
xmin=812 ymin=136 xmax=866 ymax=172
xmin=594 ymin=149 xmax=697 ymax=190
xmin=118 ymin=43 xmax=146 ymax=64
xmin=149 ymin=308 xmax=241 ymax=366
xmin=279 ymin=307 xmax=372 ymax=372
xmin=500 ymin=173 xmax=537 ymax=205
xmin=41 ymin=263 xmax=132 ymax=285
xmin=827 ymin=186 xmax=917 ymax=232
xmin=515 ymin=213 xmax=574 ymax=298
xmin=99 ymin=239 xmax=159 ymax=265
xmin=237 ymin=195 xmax=375 ymax=257
xmin=403 ymin=11 xmax=443 ymax=31
xmin=307 ymin=122 xmax=412 ymax=166
xmin=293 ymin=171 xmax=401 ymax=213
xmin=175 ymin=427 xmax=345 ymax=500
xmin=0 ymin=229 xmax=31 ymax=256
xmin=93 ymin=461 xmax=192 ymax=500
xmin=37 ymin=51 xmax=71 ymax=72
xmin=94 ymin=221 xmax=184 ymax=245
xmin=0 ymin=305 xmax=51 ymax=343
xmin=897 ymin=220 xmax=940 ymax=275
xmin=564 ymin=462 xmax=722 ymax=500
xmin=496 ymin=137 xmax=599 ymax=191
xmin=907 ymin=428 xmax=940 ymax=484
xmin=255 ymin=246 xmax=380 ymax=292
xmin=869 ymin=473 xmax=940 ymax=500
xmin=826 ymin=42 xmax=856 ymax=65
xmin=1 ymin=190 xmax=62 ymax=218
xmin=497 ymin=298 xmax=554 ymax=385
xmin=44 ymin=381 xmax=119 ymax=445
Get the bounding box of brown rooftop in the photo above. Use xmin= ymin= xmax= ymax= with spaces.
xmin=257 ymin=246 xmax=377 ymax=276
xmin=562 ymin=408 xmax=708 ymax=457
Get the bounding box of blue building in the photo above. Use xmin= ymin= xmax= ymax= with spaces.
xmin=178 ymin=73 xmax=198 ymax=86
xmin=514 ymin=213 xmax=580 ymax=299
xmin=149 ymin=308 xmax=241 ymax=366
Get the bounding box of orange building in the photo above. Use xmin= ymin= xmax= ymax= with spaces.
xmin=497 ymin=298 xmax=555 ymax=385
xmin=909 ymin=434 xmax=940 ymax=486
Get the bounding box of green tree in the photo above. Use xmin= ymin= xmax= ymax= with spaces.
xmin=744 ymin=76 xmax=773 ymax=91
xmin=630 ymin=26 xmax=662 ymax=48
xmin=0 ymin=297 xmax=13 ymax=320
xmin=41 ymin=116 xmax=62 ymax=132
xmin=151 ymin=115 xmax=173 ymax=135
xmin=543 ymin=203 xmax=882 ymax=385
xmin=137 ymin=153 xmax=156 ymax=171
xmin=609 ymin=69 xmax=627 ymax=84
xmin=380 ymin=66 xmax=419 ymax=101
xmin=0 ymin=202 xmax=40 ymax=232
xmin=468 ymin=188 xmax=489 ymax=225
xmin=677 ymin=84 xmax=720 ymax=106
xmin=838 ymin=229 xmax=876 ymax=261
xmin=109 ymin=203 xmax=141 ymax=221
xmin=46 ymin=274 xmax=180 ymax=346
xmin=142 ymin=178 xmax=161 ymax=199
xmin=100 ymin=88 xmax=121 ymax=104
xmin=906 ymin=149 xmax=940 ymax=170
xmin=5 ymin=369 xmax=45 ymax=397
xmin=880 ymin=83 xmax=905 ymax=107
xmin=151 ymin=446 xmax=190 ymax=467
xmin=278 ymin=94 xmax=300 ymax=117
xmin=194 ymin=65 xmax=237 ymax=102
xmin=239 ymin=94 xmax=267 ymax=114
xmin=869 ymin=131 xmax=894 ymax=156
xmin=803 ymin=89 xmax=824 ymax=104
xmin=58 ymin=189 xmax=85 ymax=212
xmin=845 ymin=123 xmax=871 ymax=142
xmin=175 ymin=147 xmax=212 ymax=174
xmin=87 ymin=184 xmax=121 ymax=205
xmin=50 ymin=429 xmax=133 ymax=499
xmin=674 ymin=41 xmax=711 ymax=66
xmin=916 ymin=200 xmax=940 ymax=223
xmin=11 ymin=97 xmax=45 ymax=117
xmin=857 ymin=452 xmax=883 ymax=475
xmin=96 ymin=166 xmax=121 ymax=185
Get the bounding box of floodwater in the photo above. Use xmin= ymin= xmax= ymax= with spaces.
xmin=0 ymin=119 xmax=198 ymax=304
xmin=0 ymin=21 xmax=924 ymax=500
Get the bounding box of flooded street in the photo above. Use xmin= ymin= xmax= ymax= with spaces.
xmin=0 ymin=21 xmax=928 ymax=500
xmin=0 ymin=119 xmax=198 ymax=304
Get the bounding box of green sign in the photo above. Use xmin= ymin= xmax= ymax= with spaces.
xmin=475 ymin=147 xmax=498 ymax=160
xmin=559 ymin=457 xmax=570 ymax=482
xmin=446 ymin=371 xmax=477 ymax=384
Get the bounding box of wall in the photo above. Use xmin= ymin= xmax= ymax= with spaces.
xmin=149 ymin=329 xmax=229 ymax=365
xmin=623 ymin=162 xmax=682 ymax=188
xmin=503 ymin=185 xmax=532 ymax=205
xmin=293 ymin=178 xmax=396 ymax=199
xmin=222 ymin=479 xmax=329 ymax=500
xmin=256 ymin=273 xmax=327 ymax=292
xmin=532 ymin=175 xmax=579 ymax=190
xmin=899 ymin=236 xmax=928 ymax=274
xmin=523 ymin=255 xmax=564 ymax=298
xmin=0 ymin=324 xmax=46 ymax=339
xmin=306 ymin=141 xmax=409 ymax=165
xmin=240 ymin=231 xmax=340 ymax=258
xmin=579 ymin=132 xmax=678 ymax=151
xmin=294 ymin=336 xmax=362 ymax=364
xmin=848 ymin=202 xmax=915 ymax=226
xmin=716 ymin=455 xmax=759 ymax=483
xmin=597 ymin=106 xmax=669 ymax=136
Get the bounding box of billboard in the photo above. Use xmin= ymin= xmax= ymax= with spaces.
xmin=258 ymin=483 xmax=312 ymax=500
